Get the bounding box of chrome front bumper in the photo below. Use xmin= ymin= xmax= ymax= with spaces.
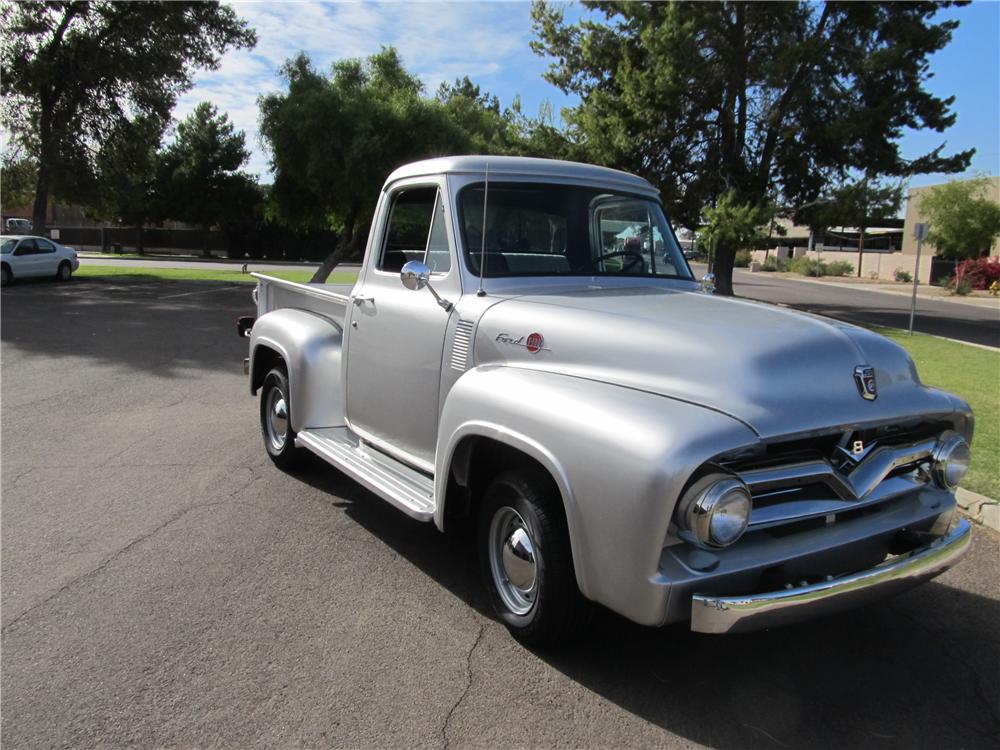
xmin=690 ymin=518 xmax=972 ymax=634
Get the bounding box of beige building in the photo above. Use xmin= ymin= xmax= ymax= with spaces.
xmin=749 ymin=175 xmax=999 ymax=283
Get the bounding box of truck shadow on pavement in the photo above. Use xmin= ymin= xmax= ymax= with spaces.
xmin=291 ymin=459 xmax=999 ymax=749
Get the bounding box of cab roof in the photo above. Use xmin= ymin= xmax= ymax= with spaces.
xmin=384 ymin=156 xmax=658 ymax=197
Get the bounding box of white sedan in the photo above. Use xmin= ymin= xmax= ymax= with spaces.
xmin=1 ymin=235 xmax=80 ymax=286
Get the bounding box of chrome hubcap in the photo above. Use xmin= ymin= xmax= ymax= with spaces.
xmin=489 ymin=507 xmax=538 ymax=615
xmin=265 ymin=388 xmax=288 ymax=451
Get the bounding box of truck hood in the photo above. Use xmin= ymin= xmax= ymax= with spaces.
xmin=473 ymin=285 xmax=961 ymax=440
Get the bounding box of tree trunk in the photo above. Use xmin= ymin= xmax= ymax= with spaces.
xmin=713 ymin=240 xmax=737 ymax=296
xmin=202 ymin=225 xmax=212 ymax=258
xmin=31 ymin=162 xmax=50 ymax=233
xmin=856 ymin=229 xmax=865 ymax=277
xmin=136 ymin=224 xmax=144 ymax=255
xmin=310 ymin=210 xmax=359 ymax=283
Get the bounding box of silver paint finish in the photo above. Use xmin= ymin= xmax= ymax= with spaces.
xmin=690 ymin=518 xmax=972 ymax=634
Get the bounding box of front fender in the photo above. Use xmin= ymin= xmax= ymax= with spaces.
xmin=435 ymin=365 xmax=758 ymax=626
xmin=249 ymin=308 xmax=345 ymax=433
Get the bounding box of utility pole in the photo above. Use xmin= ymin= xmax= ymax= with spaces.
xmin=908 ymin=222 xmax=929 ymax=335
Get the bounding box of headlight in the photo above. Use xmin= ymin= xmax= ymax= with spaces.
xmin=680 ymin=474 xmax=753 ymax=548
xmin=932 ymin=433 xmax=971 ymax=490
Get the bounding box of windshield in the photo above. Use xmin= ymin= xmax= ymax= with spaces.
xmin=1 ymin=239 xmax=16 ymax=254
xmin=458 ymin=183 xmax=692 ymax=280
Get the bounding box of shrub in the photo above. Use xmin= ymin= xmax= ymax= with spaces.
xmin=790 ymin=257 xmax=826 ymax=277
xmin=760 ymin=256 xmax=791 ymax=272
xmin=893 ymin=268 xmax=912 ymax=283
xmin=953 ymin=257 xmax=1000 ymax=290
xmin=734 ymin=250 xmax=752 ymax=267
xmin=826 ymin=260 xmax=854 ymax=277
xmin=942 ymin=275 xmax=973 ymax=296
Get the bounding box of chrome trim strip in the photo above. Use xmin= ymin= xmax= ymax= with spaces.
xmin=690 ymin=518 xmax=971 ymax=634
xmin=742 ymin=437 xmax=938 ymax=502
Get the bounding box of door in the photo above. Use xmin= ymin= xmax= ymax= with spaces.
xmin=344 ymin=183 xmax=459 ymax=468
xmin=11 ymin=239 xmax=40 ymax=277
xmin=33 ymin=238 xmax=59 ymax=275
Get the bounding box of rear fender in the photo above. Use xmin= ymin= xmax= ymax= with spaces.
xmin=249 ymin=308 xmax=345 ymax=432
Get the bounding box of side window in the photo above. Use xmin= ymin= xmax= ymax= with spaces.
xmin=35 ymin=239 xmax=55 ymax=253
xmin=378 ymin=187 xmax=437 ymax=273
xmin=425 ymin=192 xmax=450 ymax=274
xmin=14 ymin=239 xmax=36 ymax=256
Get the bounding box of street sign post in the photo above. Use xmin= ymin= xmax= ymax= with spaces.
xmin=908 ymin=223 xmax=929 ymax=335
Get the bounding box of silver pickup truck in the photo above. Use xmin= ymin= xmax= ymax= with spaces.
xmin=242 ymin=156 xmax=973 ymax=646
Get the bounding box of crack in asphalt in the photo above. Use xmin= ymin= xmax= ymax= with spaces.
xmin=1 ymin=501 xmax=223 ymax=634
xmin=441 ymin=621 xmax=485 ymax=750
xmin=2 ymin=466 xmax=263 ymax=635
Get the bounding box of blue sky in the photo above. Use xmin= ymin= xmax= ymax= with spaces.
xmin=177 ymin=1 xmax=999 ymax=190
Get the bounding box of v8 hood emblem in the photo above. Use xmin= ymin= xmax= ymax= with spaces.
xmin=854 ymin=365 xmax=877 ymax=401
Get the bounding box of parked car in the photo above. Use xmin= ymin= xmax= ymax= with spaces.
xmin=4 ymin=217 xmax=33 ymax=233
xmin=1 ymin=235 xmax=80 ymax=286
xmin=240 ymin=156 xmax=972 ymax=646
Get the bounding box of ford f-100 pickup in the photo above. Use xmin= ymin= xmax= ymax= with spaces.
xmin=241 ymin=156 xmax=973 ymax=646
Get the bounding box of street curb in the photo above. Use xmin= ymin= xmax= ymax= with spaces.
xmin=956 ymin=487 xmax=1000 ymax=532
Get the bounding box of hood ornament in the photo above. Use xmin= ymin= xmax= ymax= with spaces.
xmin=854 ymin=365 xmax=877 ymax=401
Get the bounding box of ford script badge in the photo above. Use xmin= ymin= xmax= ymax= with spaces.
xmin=525 ymin=332 xmax=545 ymax=353
xmin=853 ymin=365 xmax=877 ymax=401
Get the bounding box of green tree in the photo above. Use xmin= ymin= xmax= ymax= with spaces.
xmin=698 ymin=191 xmax=773 ymax=261
xmin=0 ymin=150 xmax=38 ymax=209
xmin=532 ymin=1 xmax=972 ymax=294
xmin=92 ymin=114 xmax=169 ymax=253
xmin=919 ymin=177 xmax=1000 ymax=260
xmin=260 ymin=49 xmax=466 ymax=282
xmin=159 ymin=102 xmax=253 ymax=256
xmin=0 ymin=1 xmax=255 ymax=232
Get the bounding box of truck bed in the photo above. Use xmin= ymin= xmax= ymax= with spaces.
xmin=252 ymin=273 xmax=352 ymax=324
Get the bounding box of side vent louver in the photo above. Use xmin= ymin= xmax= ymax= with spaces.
xmin=451 ymin=319 xmax=475 ymax=371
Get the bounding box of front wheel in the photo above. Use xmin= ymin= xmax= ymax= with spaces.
xmin=1 ymin=264 xmax=11 ymax=286
xmin=56 ymin=261 xmax=72 ymax=282
xmin=479 ymin=468 xmax=592 ymax=647
xmin=260 ymin=365 xmax=307 ymax=470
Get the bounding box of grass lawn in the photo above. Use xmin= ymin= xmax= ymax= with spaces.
xmin=76 ymin=265 xmax=358 ymax=285
xmin=875 ymin=327 xmax=999 ymax=500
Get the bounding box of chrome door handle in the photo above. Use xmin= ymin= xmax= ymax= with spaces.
xmin=352 ymin=294 xmax=375 ymax=306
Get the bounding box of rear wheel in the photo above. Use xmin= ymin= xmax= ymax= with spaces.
xmin=479 ymin=468 xmax=592 ymax=647
xmin=56 ymin=261 xmax=72 ymax=281
xmin=260 ymin=365 xmax=307 ymax=470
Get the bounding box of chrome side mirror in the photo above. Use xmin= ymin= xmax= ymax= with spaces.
xmin=400 ymin=260 xmax=430 ymax=291
xmin=701 ymin=273 xmax=716 ymax=294
xmin=400 ymin=259 xmax=451 ymax=311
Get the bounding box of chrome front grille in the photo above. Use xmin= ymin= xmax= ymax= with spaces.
xmin=734 ymin=436 xmax=940 ymax=532
xmin=450 ymin=319 xmax=475 ymax=371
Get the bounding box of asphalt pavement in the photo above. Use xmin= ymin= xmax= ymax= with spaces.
xmin=694 ymin=264 xmax=1000 ymax=348
xmin=2 ymin=277 xmax=999 ymax=748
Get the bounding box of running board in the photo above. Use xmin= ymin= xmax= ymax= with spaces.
xmin=295 ymin=427 xmax=435 ymax=521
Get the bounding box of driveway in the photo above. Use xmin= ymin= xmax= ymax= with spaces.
xmin=2 ymin=278 xmax=998 ymax=748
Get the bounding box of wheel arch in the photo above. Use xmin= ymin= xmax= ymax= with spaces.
xmin=437 ymin=422 xmax=591 ymax=598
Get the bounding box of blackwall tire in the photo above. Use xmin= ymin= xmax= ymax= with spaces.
xmin=260 ymin=365 xmax=307 ymax=470
xmin=479 ymin=468 xmax=592 ymax=647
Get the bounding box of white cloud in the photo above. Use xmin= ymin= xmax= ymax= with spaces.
xmin=173 ymin=1 xmax=560 ymax=179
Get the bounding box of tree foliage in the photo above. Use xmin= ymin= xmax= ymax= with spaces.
xmin=159 ymin=102 xmax=255 ymax=255
xmin=92 ymin=114 xmax=168 ymax=247
xmin=531 ymin=1 xmax=973 ymax=293
xmin=0 ymin=150 xmax=38 ymax=209
xmin=0 ymin=0 xmax=255 ymax=230
xmin=698 ymin=191 xmax=773 ymax=254
xmin=919 ymin=177 xmax=1000 ymax=260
